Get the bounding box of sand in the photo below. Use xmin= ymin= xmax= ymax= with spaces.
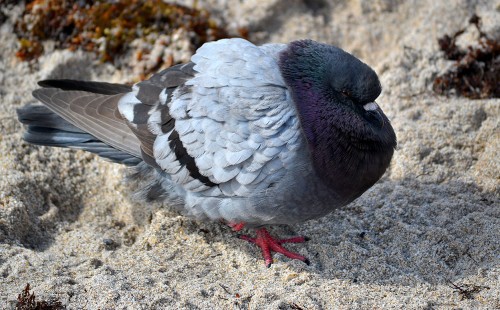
xmin=0 ymin=0 xmax=499 ymax=309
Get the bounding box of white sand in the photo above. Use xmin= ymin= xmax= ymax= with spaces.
xmin=0 ymin=1 xmax=498 ymax=309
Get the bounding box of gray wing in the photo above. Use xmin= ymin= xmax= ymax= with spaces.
xmin=114 ymin=38 xmax=306 ymax=223
xmin=177 ymin=39 xmax=301 ymax=196
xmin=31 ymin=63 xmax=196 ymax=160
xmin=116 ymin=63 xmax=197 ymax=169
xmin=147 ymin=39 xmax=302 ymax=199
xmin=129 ymin=38 xmax=307 ymax=223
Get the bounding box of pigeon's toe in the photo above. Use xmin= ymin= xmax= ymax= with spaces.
xmin=239 ymin=228 xmax=309 ymax=267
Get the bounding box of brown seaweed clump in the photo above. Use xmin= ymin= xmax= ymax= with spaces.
xmin=16 ymin=283 xmax=65 ymax=310
xmin=433 ymin=14 xmax=499 ymax=99
xmin=14 ymin=0 xmax=231 ymax=65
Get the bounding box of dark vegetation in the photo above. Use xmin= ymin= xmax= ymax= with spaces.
xmin=14 ymin=0 xmax=235 ymax=70
xmin=16 ymin=283 xmax=65 ymax=310
xmin=433 ymin=14 xmax=500 ymax=99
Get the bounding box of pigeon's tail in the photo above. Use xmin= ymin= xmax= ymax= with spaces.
xmin=17 ymin=79 xmax=145 ymax=166
xmin=17 ymin=104 xmax=141 ymax=166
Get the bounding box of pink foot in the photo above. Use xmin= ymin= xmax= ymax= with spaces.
xmin=228 ymin=222 xmax=246 ymax=232
xmin=239 ymin=228 xmax=310 ymax=267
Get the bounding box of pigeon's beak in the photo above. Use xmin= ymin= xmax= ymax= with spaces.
xmin=363 ymin=102 xmax=385 ymax=128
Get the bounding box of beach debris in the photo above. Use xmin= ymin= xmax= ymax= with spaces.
xmin=433 ymin=14 xmax=499 ymax=99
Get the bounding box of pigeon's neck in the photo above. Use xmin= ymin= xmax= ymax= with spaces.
xmin=292 ymin=88 xmax=395 ymax=203
xmin=310 ymin=129 xmax=393 ymax=204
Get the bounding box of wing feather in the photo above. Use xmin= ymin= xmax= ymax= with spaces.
xmin=31 ymin=38 xmax=307 ymax=223
xmin=33 ymin=89 xmax=142 ymax=157
xmin=152 ymin=38 xmax=304 ymax=199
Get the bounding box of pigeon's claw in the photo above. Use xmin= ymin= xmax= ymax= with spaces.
xmin=239 ymin=228 xmax=310 ymax=267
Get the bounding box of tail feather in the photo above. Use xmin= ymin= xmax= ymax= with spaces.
xmin=17 ymin=105 xmax=141 ymax=166
xmin=38 ymin=79 xmax=132 ymax=95
xmin=17 ymin=104 xmax=81 ymax=132
xmin=31 ymin=87 xmax=142 ymax=157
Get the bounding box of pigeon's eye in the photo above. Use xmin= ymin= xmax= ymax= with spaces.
xmin=340 ymin=90 xmax=351 ymax=98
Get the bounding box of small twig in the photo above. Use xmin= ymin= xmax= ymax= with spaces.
xmin=219 ymin=283 xmax=232 ymax=295
xmin=447 ymin=281 xmax=489 ymax=300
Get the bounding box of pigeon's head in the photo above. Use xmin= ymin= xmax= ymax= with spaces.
xmin=279 ymin=40 xmax=396 ymax=198
xmin=279 ymin=39 xmax=396 ymax=151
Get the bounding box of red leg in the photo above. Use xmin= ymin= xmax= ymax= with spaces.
xmin=239 ymin=228 xmax=310 ymax=267
xmin=228 ymin=222 xmax=246 ymax=232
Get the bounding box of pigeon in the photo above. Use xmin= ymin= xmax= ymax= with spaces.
xmin=17 ymin=38 xmax=397 ymax=267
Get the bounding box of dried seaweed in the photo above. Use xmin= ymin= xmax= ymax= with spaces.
xmin=16 ymin=283 xmax=65 ymax=310
xmin=14 ymin=0 xmax=231 ymax=64
xmin=433 ymin=14 xmax=500 ymax=99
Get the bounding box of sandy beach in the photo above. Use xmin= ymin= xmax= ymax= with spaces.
xmin=0 ymin=0 xmax=498 ymax=309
